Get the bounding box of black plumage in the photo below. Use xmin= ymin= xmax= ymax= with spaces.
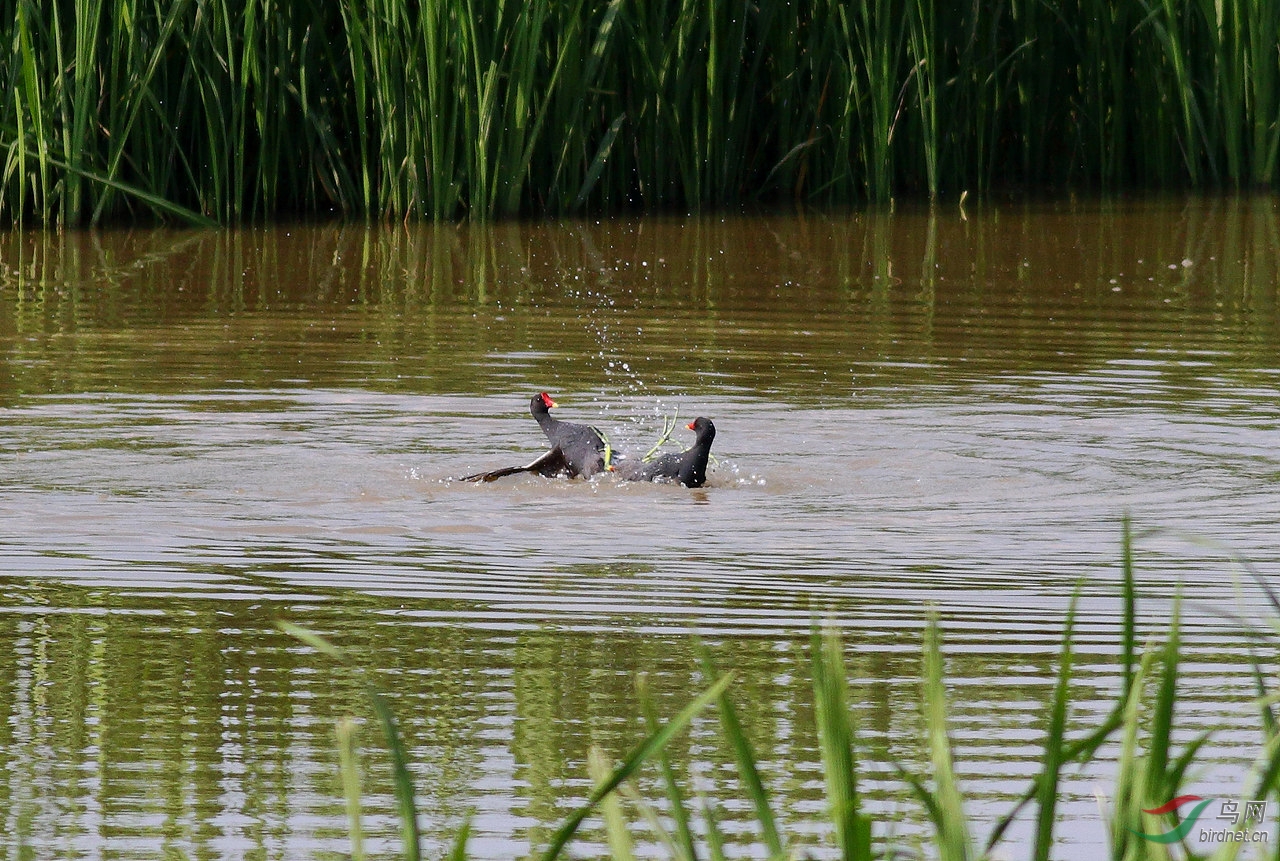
xmin=460 ymin=392 xmax=610 ymax=482
xmin=528 ymin=392 xmax=610 ymax=478
xmin=617 ymin=417 xmax=715 ymax=487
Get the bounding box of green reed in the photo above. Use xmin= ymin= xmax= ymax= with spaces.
xmin=6 ymin=1 xmax=1277 ymax=223
xmin=287 ymin=517 xmax=1280 ymax=860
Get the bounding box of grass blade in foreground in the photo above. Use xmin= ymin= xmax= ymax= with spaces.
xmin=698 ymin=792 xmax=730 ymax=861
xmin=811 ymin=623 xmax=873 ymax=859
xmin=336 ymin=718 xmax=367 ymax=861
xmin=697 ymin=646 xmax=787 ymax=859
xmin=588 ymin=744 xmax=636 ymax=861
xmin=277 ymin=621 xmax=422 ymax=861
xmin=921 ymin=616 xmax=973 ymax=861
xmin=898 ymin=615 xmax=973 ymax=861
xmin=973 ymin=588 xmax=1083 ymax=859
xmin=539 ymin=671 xmax=734 ymax=861
xmin=1032 ymin=591 xmax=1078 ymax=861
xmin=986 ymin=530 xmax=1140 ymax=853
xmin=636 ymin=673 xmax=699 ymax=861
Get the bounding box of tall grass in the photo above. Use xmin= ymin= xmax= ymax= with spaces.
xmin=5 ymin=0 xmax=1280 ymax=225
xmin=284 ymin=519 xmax=1280 ymax=859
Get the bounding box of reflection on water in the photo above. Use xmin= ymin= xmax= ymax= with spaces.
xmin=2 ymin=197 xmax=1279 ymax=858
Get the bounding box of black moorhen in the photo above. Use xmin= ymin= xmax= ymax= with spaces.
xmin=618 ymin=417 xmax=715 ymax=488
xmin=459 ymin=393 xmax=611 ymax=482
xmin=529 ymin=392 xmax=611 ymax=478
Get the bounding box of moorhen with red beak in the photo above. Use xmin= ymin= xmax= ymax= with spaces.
xmin=618 ymin=417 xmax=715 ymax=487
xmin=460 ymin=393 xmax=611 ymax=482
xmin=529 ymin=392 xmax=611 ymax=478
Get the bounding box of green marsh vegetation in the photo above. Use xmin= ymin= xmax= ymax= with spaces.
xmin=291 ymin=519 xmax=1280 ymax=859
xmin=5 ymin=0 xmax=1280 ymax=225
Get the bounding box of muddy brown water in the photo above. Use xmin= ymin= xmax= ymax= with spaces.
xmin=2 ymin=198 xmax=1279 ymax=857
